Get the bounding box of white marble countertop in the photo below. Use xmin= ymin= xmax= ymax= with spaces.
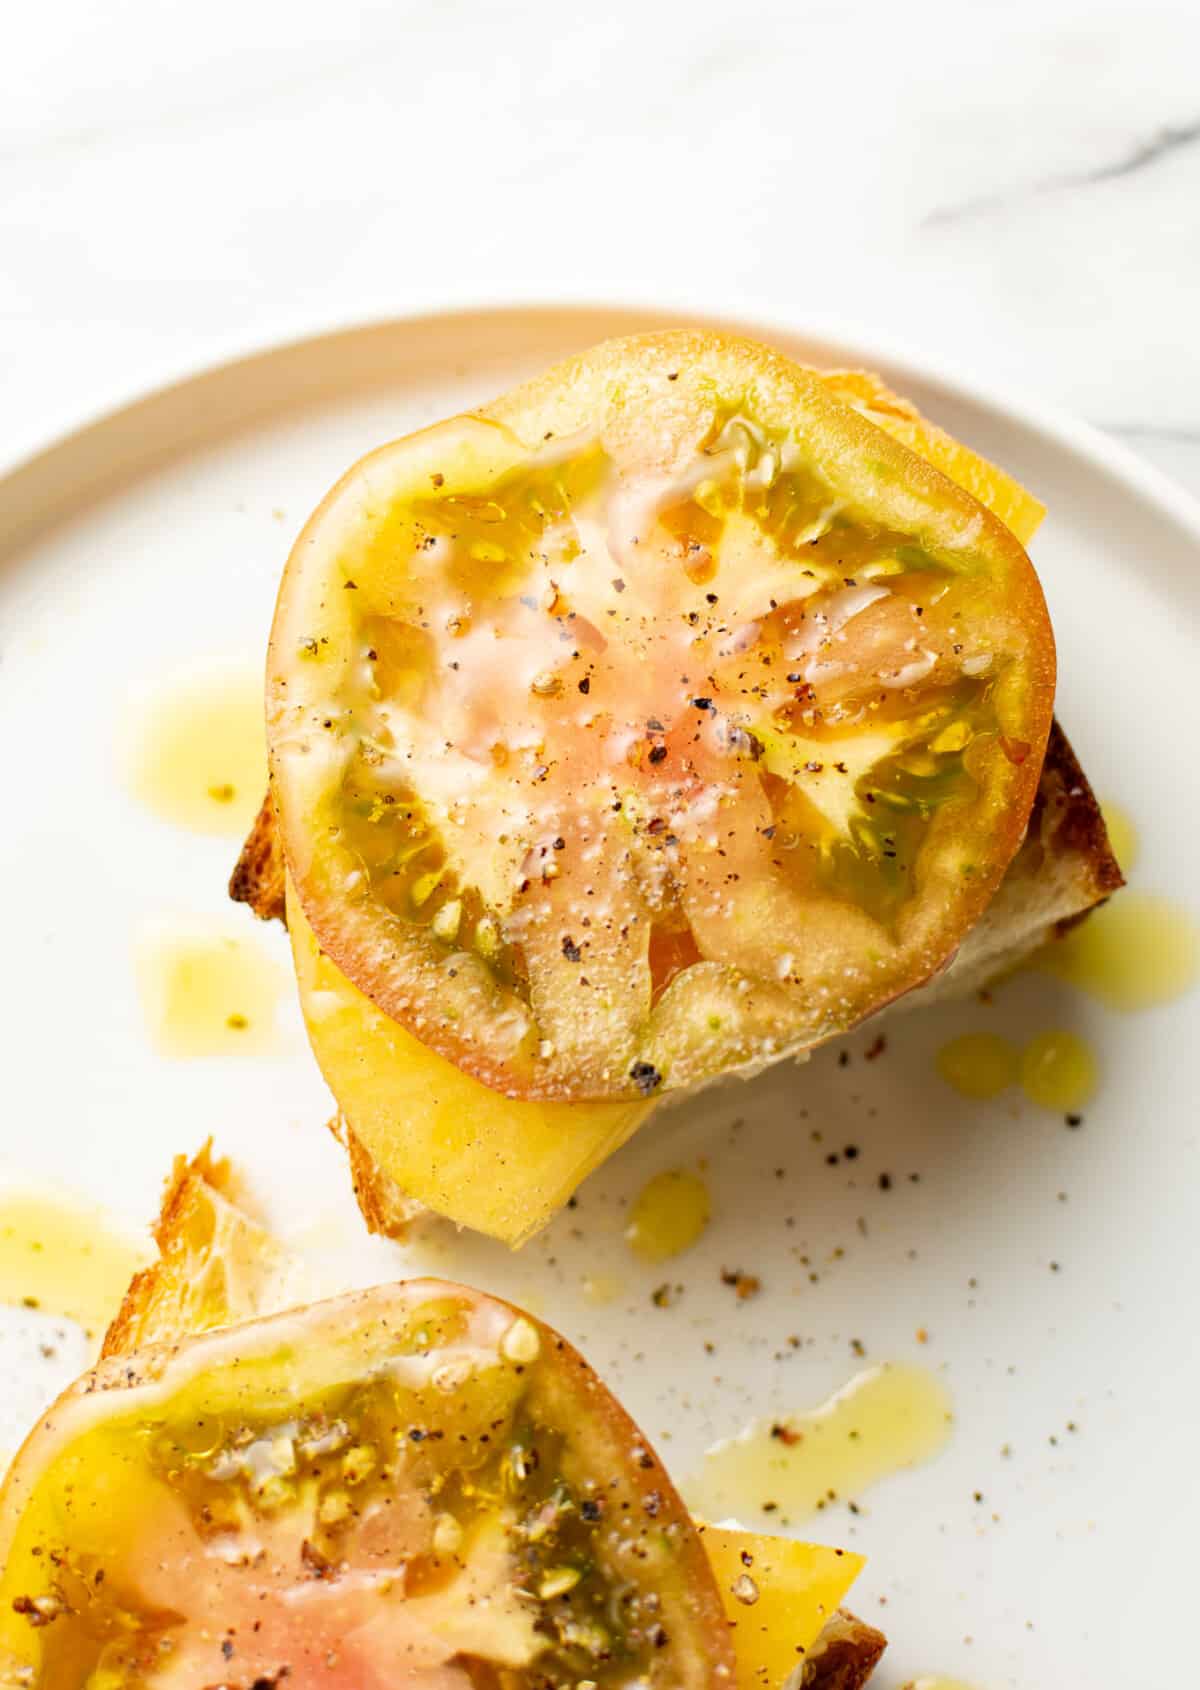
xmin=3 ymin=0 xmax=1199 ymax=499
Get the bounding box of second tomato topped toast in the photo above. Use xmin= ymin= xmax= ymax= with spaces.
xmin=0 ymin=1151 xmax=884 ymax=1690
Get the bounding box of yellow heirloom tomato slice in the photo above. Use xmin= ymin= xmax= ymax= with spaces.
xmin=0 ymin=1281 xmax=733 ymax=1690
xmin=269 ymin=332 xmax=1055 ymax=1102
xmin=288 ymin=883 xmax=651 ymax=1246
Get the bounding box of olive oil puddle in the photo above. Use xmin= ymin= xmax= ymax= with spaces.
xmin=581 ymin=1273 xmax=625 ymax=1305
xmin=936 ymin=1030 xmax=1097 ymax=1114
xmin=1018 ymin=1030 xmax=1097 ymax=1111
xmin=125 ymin=666 xmax=266 ymax=837
xmin=935 ymin=1033 xmax=1016 ymax=1100
xmin=0 ymin=1190 xmax=148 ymax=1348
xmin=684 ymin=1362 xmax=952 ymax=1526
xmin=625 ymin=1169 xmax=711 ymax=1262
xmin=1037 ymin=892 xmax=1199 ymax=1011
xmin=936 ymin=801 xmax=1194 ymax=1110
xmin=137 ymin=926 xmax=284 ymax=1058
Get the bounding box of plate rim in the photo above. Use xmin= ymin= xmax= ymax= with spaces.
xmin=4 ymin=293 xmax=1200 ymax=544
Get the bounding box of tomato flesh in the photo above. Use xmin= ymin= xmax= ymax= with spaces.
xmin=0 ymin=1282 xmax=731 ymax=1690
xmin=269 ymin=334 xmax=1054 ymax=1100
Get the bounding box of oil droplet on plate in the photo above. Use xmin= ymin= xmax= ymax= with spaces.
xmin=1099 ymin=797 xmax=1138 ymax=875
xmin=126 ymin=667 xmax=266 ymax=837
xmin=137 ymin=927 xmax=284 ymax=1058
xmin=906 ymin=1679 xmax=978 ymax=1690
xmin=1019 ymin=1030 xmax=1097 ymax=1112
xmin=683 ymin=1361 xmax=953 ymax=1526
xmin=581 ymin=1273 xmax=625 ymax=1305
xmin=0 ymin=1191 xmax=149 ymax=1349
xmin=625 ymin=1169 xmax=711 ymax=1262
xmin=935 ymin=1032 xmax=1017 ymax=1100
xmin=1038 ymin=892 xmax=1199 ymax=1011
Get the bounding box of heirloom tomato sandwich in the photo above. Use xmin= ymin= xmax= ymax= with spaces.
xmin=0 ymin=1150 xmax=885 ymax=1689
xmin=232 ymin=331 xmax=1121 ymax=1243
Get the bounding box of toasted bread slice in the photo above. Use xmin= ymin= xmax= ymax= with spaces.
xmin=100 ymin=1142 xmax=299 ymax=1358
xmin=101 ymin=1152 xmax=885 ymax=1688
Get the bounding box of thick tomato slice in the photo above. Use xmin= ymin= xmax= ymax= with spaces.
xmin=0 ymin=1280 xmax=732 ymax=1690
xmin=269 ymin=332 xmax=1054 ymax=1101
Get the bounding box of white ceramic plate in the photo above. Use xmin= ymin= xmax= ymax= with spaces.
xmin=2 ymin=305 xmax=1197 ymax=1690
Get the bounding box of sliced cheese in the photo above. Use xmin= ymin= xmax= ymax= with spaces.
xmin=287 ymin=885 xmax=652 ymax=1246
xmin=698 ymin=1523 xmax=865 ymax=1690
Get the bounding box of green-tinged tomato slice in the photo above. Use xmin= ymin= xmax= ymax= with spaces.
xmin=269 ymin=332 xmax=1054 ymax=1101
xmin=0 ymin=1281 xmax=733 ymax=1690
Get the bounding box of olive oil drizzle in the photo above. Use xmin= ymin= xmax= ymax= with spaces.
xmin=625 ymin=1169 xmax=711 ymax=1262
xmin=126 ymin=666 xmax=266 ymax=838
xmin=684 ymin=1361 xmax=953 ymax=1526
xmin=1038 ymin=892 xmax=1199 ymax=1011
xmin=0 ymin=1190 xmax=147 ymax=1345
xmin=935 ymin=1033 xmax=1018 ymax=1100
xmin=936 ymin=1027 xmax=1099 ymax=1115
xmin=136 ymin=927 xmax=284 ymax=1058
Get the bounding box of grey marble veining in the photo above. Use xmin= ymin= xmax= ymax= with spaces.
xmin=923 ymin=113 xmax=1200 ymax=226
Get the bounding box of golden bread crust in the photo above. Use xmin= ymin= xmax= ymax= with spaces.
xmin=229 ymin=788 xmax=287 ymax=924
xmin=800 ymin=1609 xmax=887 ymax=1688
xmin=1036 ymin=720 xmax=1125 ymax=909
xmin=101 ymin=1143 xmax=232 ymax=1358
xmin=100 ymin=1143 xmax=295 ymax=1358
